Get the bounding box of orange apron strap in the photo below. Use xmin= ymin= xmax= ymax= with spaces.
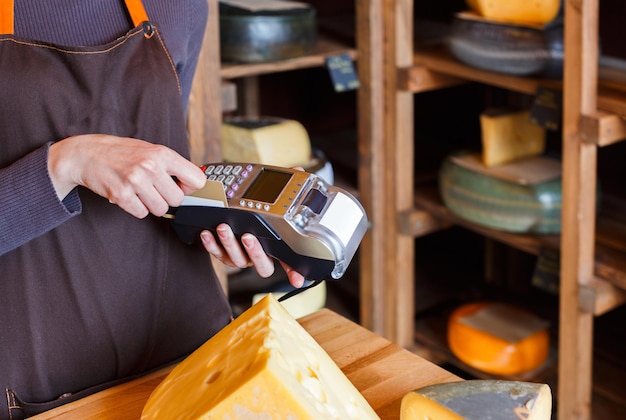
xmin=0 ymin=0 xmax=14 ymax=35
xmin=124 ymin=0 xmax=149 ymax=27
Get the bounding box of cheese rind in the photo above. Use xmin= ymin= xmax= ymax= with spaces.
xmin=141 ymin=294 xmax=379 ymax=420
xmin=401 ymin=380 xmax=552 ymax=420
xmin=480 ymin=109 xmax=546 ymax=167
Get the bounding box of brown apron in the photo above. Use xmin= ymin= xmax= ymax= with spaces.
xmin=0 ymin=1 xmax=231 ymax=419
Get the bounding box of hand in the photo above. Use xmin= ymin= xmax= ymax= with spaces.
xmin=48 ymin=134 xmax=206 ymax=218
xmin=200 ymin=224 xmax=306 ymax=288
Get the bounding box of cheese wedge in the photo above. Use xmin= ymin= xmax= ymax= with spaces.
xmin=221 ymin=117 xmax=312 ymax=168
xmin=480 ymin=109 xmax=546 ymax=167
xmin=141 ymin=294 xmax=380 ymax=420
xmin=465 ymin=0 xmax=560 ymax=25
xmin=401 ymin=380 xmax=552 ymax=420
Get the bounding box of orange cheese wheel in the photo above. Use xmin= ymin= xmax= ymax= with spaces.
xmin=447 ymin=302 xmax=549 ymax=376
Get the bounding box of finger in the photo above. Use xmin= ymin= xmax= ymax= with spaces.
xmin=241 ymin=233 xmax=275 ymax=277
xmin=279 ymin=261 xmax=306 ymax=288
xmin=200 ymin=230 xmax=234 ymax=266
xmin=216 ymin=224 xmax=251 ymax=268
xmin=109 ymin=193 xmax=150 ymax=219
xmin=165 ymin=155 xmax=206 ymax=193
xmin=152 ymin=173 xmax=186 ymax=208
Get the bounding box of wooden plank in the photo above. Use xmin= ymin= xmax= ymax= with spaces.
xmin=356 ymin=0 xmax=387 ymax=335
xmin=398 ymin=207 xmax=450 ymax=237
xmin=31 ymin=309 xmax=460 ymax=420
xmin=398 ymin=66 xmax=465 ymax=93
xmin=411 ymin=185 xmax=626 ymax=291
xmin=558 ymin=1 xmax=599 ymax=419
xmin=236 ymin=76 xmax=260 ymax=117
xmin=187 ymin=0 xmax=223 ymax=166
xmin=186 ymin=0 xmax=227 ymax=291
xmin=411 ymin=48 xmax=561 ymax=96
xmin=579 ymin=277 xmax=626 ymax=316
xmin=381 ymin=0 xmax=416 ymax=347
xmin=220 ymin=80 xmax=237 ymax=113
xmin=220 ymin=35 xmax=357 ymax=79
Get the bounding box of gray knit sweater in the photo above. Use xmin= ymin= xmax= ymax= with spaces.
xmin=0 ymin=0 xmax=208 ymax=255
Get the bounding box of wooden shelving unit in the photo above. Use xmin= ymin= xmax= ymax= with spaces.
xmin=187 ymin=0 xmax=382 ymax=292
xmin=359 ymin=0 xmax=626 ymax=419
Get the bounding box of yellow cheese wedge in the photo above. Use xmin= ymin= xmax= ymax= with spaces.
xmin=141 ymin=294 xmax=380 ymax=420
xmin=465 ymin=0 xmax=560 ymax=25
xmin=401 ymin=380 xmax=552 ymax=420
xmin=221 ymin=117 xmax=312 ymax=168
xmin=480 ymin=109 xmax=546 ymax=167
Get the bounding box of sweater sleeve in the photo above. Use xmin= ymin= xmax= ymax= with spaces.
xmin=0 ymin=144 xmax=81 ymax=256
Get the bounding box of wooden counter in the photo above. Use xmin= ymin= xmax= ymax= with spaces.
xmin=32 ymin=308 xmax=460 ymax=419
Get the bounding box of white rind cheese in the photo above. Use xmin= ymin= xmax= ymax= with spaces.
xmin=400 ymin=379 xmax=552 ymax=420
xmin=221 ymin=118 xmax=312 ymax=168
xmin=141 ymin=294 xmax=380 ymax=420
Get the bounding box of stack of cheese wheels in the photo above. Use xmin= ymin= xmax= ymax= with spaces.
xmin=447 ymin=302 xmax=550 ymax=376
xmin=141 ymin=294 xmax=380 ymax=419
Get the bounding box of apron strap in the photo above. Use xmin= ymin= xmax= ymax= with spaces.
xmin=0 ymin=0 xmax=148 ymax=35
xmin=0 ymin=0 xmax=14 ymax=35
xmin=124 ymin=0 xmax=150 ymax=27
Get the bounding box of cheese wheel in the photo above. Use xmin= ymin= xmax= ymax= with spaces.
xmin=447 ymin=302 xmax=549 ymax=376
xmin=480 ymin=109 xmax=546 ymax=167
xmin=401 ymin=380 xmax=552 ymax=420
xmin=465 ymin=0 xmax=561 ymax=25
xmin=141 ymin=294 xmax=380 ymax=420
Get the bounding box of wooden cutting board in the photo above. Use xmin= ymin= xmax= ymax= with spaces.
xmin=32 ymin=308 xmax=460 ymax=419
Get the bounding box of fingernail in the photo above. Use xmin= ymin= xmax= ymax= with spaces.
xmin=241 ymin=234 xmax=254 ymax=249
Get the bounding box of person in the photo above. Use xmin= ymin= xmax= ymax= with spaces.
xmin=0 ymin=1 xmax=304 ymax=419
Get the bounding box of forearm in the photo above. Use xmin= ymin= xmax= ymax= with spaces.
xmin=0 ymin=144 xmax=81 ymax=256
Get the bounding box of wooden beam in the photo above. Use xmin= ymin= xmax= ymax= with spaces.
xmin=558 ymin=0 xmax=599 ymax=418
xmin=580 ymin=111 xmax=626 ymax=146
xmin=356 ymin=0 xmax=387 ymax=336
xmin=187 ymin=0 xmax=227 ymax=292
xmin=398 ymin=208 xmax=451 ymax=237
xmin=398 ymin=66 xmax=465 ymax=93
xmin=579 ymin=277 xmax=626 ymax=316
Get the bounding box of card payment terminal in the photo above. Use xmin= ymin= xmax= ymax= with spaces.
xmin=166 ymin=163 xmax=368 ymax=281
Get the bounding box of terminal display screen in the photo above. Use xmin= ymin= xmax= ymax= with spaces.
xmin=242 ymin=168 xmax=293 ymax=203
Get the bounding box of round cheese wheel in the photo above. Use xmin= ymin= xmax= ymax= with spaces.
xmin=447 ymin=302 xmax=549 ymax=376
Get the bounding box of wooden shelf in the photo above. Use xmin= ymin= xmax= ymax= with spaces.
xmin=220 ymin=34 xmax=357 ymax=79
xmin=400 ymin=47 xmax=626 ymax=146
xmin=410 ymin=184 xmax=626 ymax=313
xmin=404 ymin=47 xmax=561 ymax=96
xmin=411 ymin=302 xmax=558 ymax=385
